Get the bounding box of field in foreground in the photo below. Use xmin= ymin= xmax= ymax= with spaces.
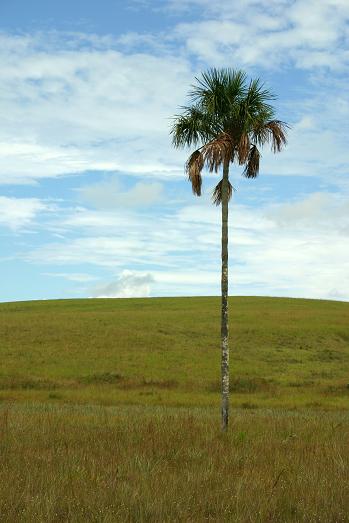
xmin=0 ymin=404 xmax=348 ymax=522
xmin=0 ymin=296 xmax=349 ymax=409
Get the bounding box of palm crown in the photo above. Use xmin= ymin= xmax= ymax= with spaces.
xmin=171 ymin=68 xmax=288 ymax=204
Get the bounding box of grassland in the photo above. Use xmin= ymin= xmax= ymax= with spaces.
xmin=0 ymin=296 xmax=348 ymax=409
xmin=0 ymin=296 xmax=349 ymax=521
xmin=0 ymin=404 xmax=348 ymax=522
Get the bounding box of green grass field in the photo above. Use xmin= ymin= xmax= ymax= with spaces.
xmin=1 ymin=296 xmax=348 ymax=409
xmin=0 ymin=296 xmax=349 ymax=522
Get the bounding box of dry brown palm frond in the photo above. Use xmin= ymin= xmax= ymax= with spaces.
xmin=236 ymin=133 xmax=250 ymax=165
xmin=243 ymin=145 xmax=260 ymax=178
xmin=212 ymin=178 xmax=234 ymax=206
xmin=201 ymin=133 xmax=233 ymax=173
xmin=186 ymin=149 xmax=204 ymax=196
xmin=253 ymin=120 xmax=288 ymax=152
xmin=267 ymin=120 xmax=287 ymax=152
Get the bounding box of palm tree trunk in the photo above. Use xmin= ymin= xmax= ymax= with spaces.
xmin=221 ymin=158 xmax=229 ymax=431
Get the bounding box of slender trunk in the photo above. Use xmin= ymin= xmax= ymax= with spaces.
xmin=221 ymin=158 xmax=229 ymax=431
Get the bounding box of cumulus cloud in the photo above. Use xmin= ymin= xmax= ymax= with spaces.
xmin=90 ymin=270 xmax=154 ymax=298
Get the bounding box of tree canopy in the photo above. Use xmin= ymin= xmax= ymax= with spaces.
xmin=171 ymin=68 xmax=288 ymax=204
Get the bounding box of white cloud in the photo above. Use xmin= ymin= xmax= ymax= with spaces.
xmin=0 ymin=196 xmax=49 ymax=230
xmin=0 ymin=141 xmax=90 ymax=184
xmin=168 ymin=0 xmax=349 ymax=70
xmin=0 ymin=22 xmax=348 ymax=190
xmin=268 ymin=192 xmax=349 ymax=233
xmin=78 ymin=178 xmax=163 ymax=209
xmin=0 ymin=32 xmax=192 ymax=184
xmin=91 ymin=270 xmax=154 ymax=298
xmin=24 ymin=189 xmax=349 ymax=301
xmin=1 ymin=11 xmax=349 ymax=302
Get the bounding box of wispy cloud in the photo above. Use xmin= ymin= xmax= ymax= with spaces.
xmin=42 ymin=272 xmax=98 ymax=282
xmin=23 ymin=190 xmax=349 ymax=300
xmin=0 ymin=18 xmax=348 ymax=187
xmin=78 ymin=177 xmax=164 ymax=209
xmin=1 ymin=2 xmax=349 ymax=302
xmin=0 ymin=196 xmax=49 ymax=230
xmin=0 ymin=32 xmax=192 ymax=184
xmin=129 ymin=0 xmax=349 ymax=70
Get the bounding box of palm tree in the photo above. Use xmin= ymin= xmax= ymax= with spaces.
xmin=171 ymin=68 xmax=287 ymax=431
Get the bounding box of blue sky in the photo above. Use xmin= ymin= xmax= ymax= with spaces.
xmin=1 ymin=0 xmax=349 ymax=302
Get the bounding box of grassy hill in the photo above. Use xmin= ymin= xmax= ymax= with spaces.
xmin=1 ymin=296 xmax=349 ymax=521
xmin=1 ymin=296 xmax=348 ymax=409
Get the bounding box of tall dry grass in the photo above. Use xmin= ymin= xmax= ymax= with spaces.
xmin=0 ymin=403 xmax=348 ymax=522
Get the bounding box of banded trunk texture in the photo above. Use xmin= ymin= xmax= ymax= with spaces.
xmin=221 ymin=159 xmax=229 ymax=431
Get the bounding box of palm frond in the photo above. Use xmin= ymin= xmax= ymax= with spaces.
xmin=244 ymin=79 xmax=275 ymax=115
xmin=212 ymin=178 xmax=234 ymax=206
xmin=236 ymin=133 xmax=250 ymax=164
xmin=243 ymin=145 xmax=260 ymax=178
xmin=252 ymin=119 xmax=288 ymax=152
xmin=186 ymin=150 xmax=204 ymax=196
xmin=171 ymin=105 xmax=217 ymax=148
xmin=267 ymin=120 xmax=288 ymax=152
xmin=236 ymin=80 xmax=276 ymax=137
xmin=189 ymin=68 xmax=247 ymax=119
xmin=201 ymin=133 xmax=233 ymax=173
